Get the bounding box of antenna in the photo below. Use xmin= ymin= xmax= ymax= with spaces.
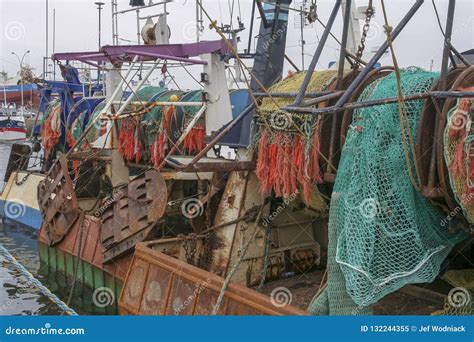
xmin=53 ymin=8 xmax=56 ymax=80
xmin=95 ymin=2 xmax=105 ymax=85
xmin=44 ymin=0 xmax=49 ymax=79
xmin=95 ymin=2 xmax=105 ymax=49
xmin=294 ymin=0 xmax=313 ymax=70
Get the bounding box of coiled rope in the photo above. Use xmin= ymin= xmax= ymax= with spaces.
xmin=0 ymin=243 xmax=77 ymax=316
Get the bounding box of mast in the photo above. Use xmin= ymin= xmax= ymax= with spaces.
xmin=44 ymin=0 xmax=49 ymax=80
xmin=220 ymin=0 xmax=292 ymax=148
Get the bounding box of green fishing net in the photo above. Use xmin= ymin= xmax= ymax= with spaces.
xmin=309 ymin=67 xmax=467 ymax=315
xmin=82 ymin=86 xmax=167 ymax=145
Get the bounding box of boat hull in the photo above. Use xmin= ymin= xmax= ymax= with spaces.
xmin=0 ymin=171 xmax=43 ymax=230
xmin=37 ymin=214 xmax=132 ymax=305
xmin=0 ymin=83 xmax=40 ymax=108
xmin=0 ymin=116 xmax=27 ymax=140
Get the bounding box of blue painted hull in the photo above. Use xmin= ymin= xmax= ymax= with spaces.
xmin=0 ymin=199 xmax=42 ymax=230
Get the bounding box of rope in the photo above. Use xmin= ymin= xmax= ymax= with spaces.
xmin=211 ymin=203 xmax=264 ymax=315
xmin=0 ymin=243 xmax=77 ymax=316
xmin=381 ymin=0 xmax=422 ymax=191
xmin=256 ymin=222 xmax=272 ymax=292
xmin=65 ymin=212 xmax=85 ymax=309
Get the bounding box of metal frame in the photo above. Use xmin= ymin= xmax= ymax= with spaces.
xmin=439 ymin=0 xmax=456 ymax=89
xmin=51 ymin=40 xmax=230 ymax=65
xmin=111 ymin=0 xmax=173 ymax=45
xmin=276 ymin=0 xmax=473 ymax=115
xmin=47 ymin=0 xmax=473 ymax=170
xmin=292 ymin=0 xmax=342 ymax=107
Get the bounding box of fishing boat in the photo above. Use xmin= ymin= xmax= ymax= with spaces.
xmin=0 ymin=104 xmax=27 ymax=140
xmin=2 ymin=0 xmax=473 ymax=317
xmin=0 ymin=83 xmax=39 ymax=108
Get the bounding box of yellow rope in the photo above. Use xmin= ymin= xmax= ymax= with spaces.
xmin=381 ymin=0 xmax=422 ymax=191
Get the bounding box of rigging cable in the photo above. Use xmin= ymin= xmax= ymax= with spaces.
xmin=0 ymin=243 xmax=77 ymax=316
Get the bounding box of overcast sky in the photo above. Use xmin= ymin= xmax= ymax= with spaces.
xmin=0 ymin=0 xmax=473 ymax=88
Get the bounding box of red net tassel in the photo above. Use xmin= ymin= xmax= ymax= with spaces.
xmin=282 ymin=141 xmax=292 ymax=197
xmin=469 ymin=155 xmax=474 ymax=192
xmin=41 ymin=111 xmax=61 ymax=154
xmin=256 ymin=130 xmax=270 ymax=193
xmin=124 ymin=124 xmax=134 ymax=160
xmin=150 ymin=131 xmax=166 ymax=167
xmin=293 ymin=136 xmax=304 ymax=183
xmin=308 ymin=128 xmax=323 ymax=184
xmin=119 ymin=119 xmax=135 ymax=160
xmin=450 ymin=138 xmax=466 ymax=178
xmin=274 ymin=134 xmax=285 ymax=198
xmin=118 ymin=119 xmax=142 ymax=162
xmin=118 ymin=121 xmax=125 ymax=155
xmin=72 ymin=160 xmax=80 ymax=180
xmin=134 ymin=126 xmax=143 ymax=163
xmin=293 ymin=135 xmax=306 ymax=198
xmin=163 ymin=106 xmax=174 ymax=132
xmin=268 ymin=141 xmax=278 ymax=194
xmin=183 ymin=125 xmax=206 ymax=154
xmin=66 ymin=129 xmax=75 ymax=148
xmin=150 ymin=136 xmax=157 ymax=166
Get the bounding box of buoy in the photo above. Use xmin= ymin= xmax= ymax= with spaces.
xmin=170 ymin=94 xmax=179 ymax=102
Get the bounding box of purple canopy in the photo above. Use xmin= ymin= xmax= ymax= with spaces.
xmin=52 ymin=40 xmax=231 ymax=66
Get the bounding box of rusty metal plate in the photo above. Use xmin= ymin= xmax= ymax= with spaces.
xmin=37 ymin=157 xmax=81 ymax=245
xmin=118 ymin=241 xmax=307 ymax=316
xmin=140 ymin=264 xmax=173 ymax=315
xmin=101 ymin=169 xmax=167 ymax=263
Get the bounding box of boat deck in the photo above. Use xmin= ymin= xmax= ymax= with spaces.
xmin=259 ymin=270 xmax=446 ymax=315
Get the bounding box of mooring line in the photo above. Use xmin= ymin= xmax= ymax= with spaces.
xmin=0 ymin=243 xmax=77 ymax=316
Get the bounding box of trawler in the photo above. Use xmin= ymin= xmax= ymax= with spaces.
xmin=1 ymin=0 xmax=473 ymax=316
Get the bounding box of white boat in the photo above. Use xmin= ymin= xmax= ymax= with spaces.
xmin=0 ymin=104 xmax=27 ymax=140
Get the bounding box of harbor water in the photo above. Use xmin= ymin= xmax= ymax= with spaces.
xmin=0 ymin=143 xmax=107 ymax=315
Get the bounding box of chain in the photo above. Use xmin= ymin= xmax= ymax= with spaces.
xmin=204 ymin=183 xmax=212 ymax=230
xmin=15 ymin=171 xmax=31 ymax=186
xmin=181 ymin=233 xmax=198 ymax=265
xmin=199 ymin=183 xmax=214 ymax=268
xmin=307 ymin=0 xmax=318 ymax=24
xmin=353 ymin=1 xmax=374 ymax=70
